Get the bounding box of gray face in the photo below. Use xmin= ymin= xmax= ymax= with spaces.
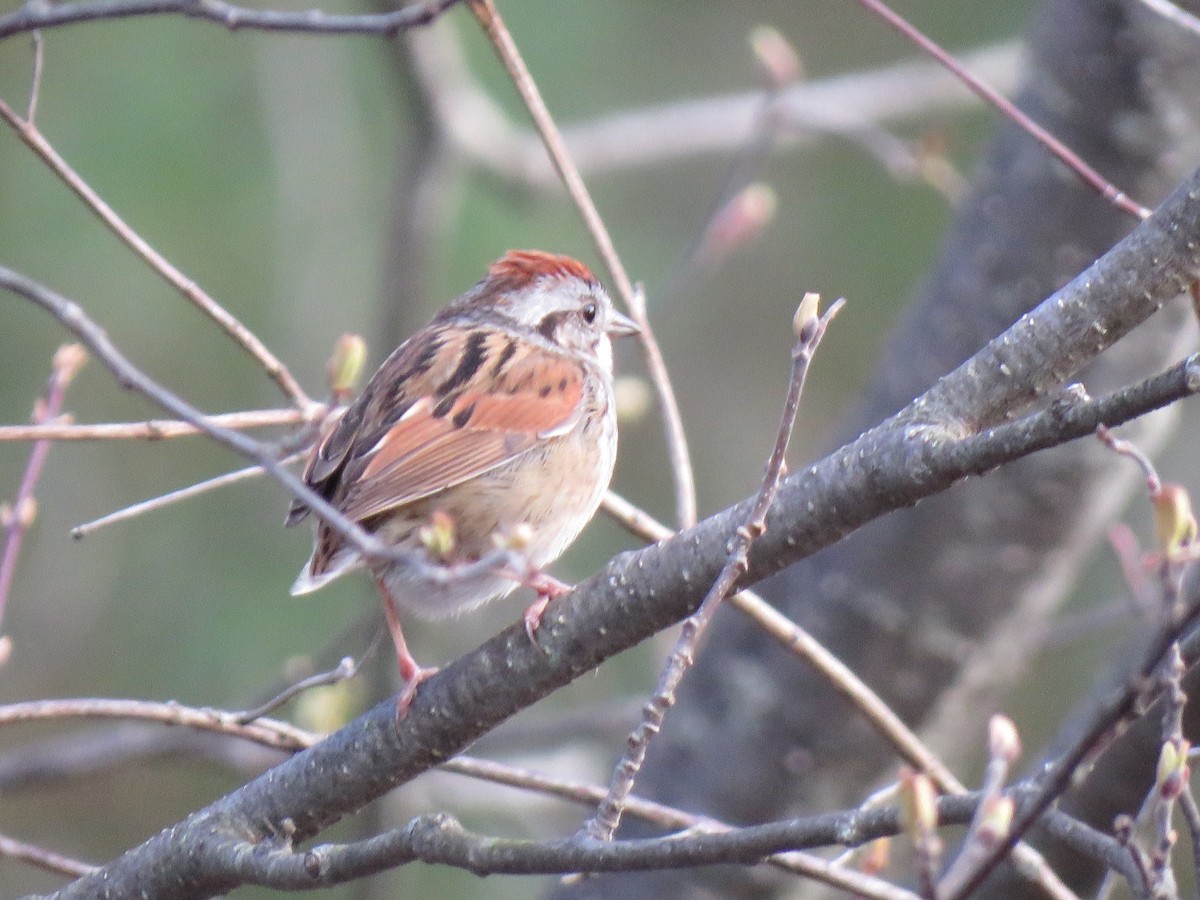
xmin=498 ymin=276 xmax=635 ymax=361
xmin=442 ymin=266 xmax=638 ymax=372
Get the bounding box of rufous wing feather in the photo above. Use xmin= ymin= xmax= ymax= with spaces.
xmin=284 ymin=327 xmax=450 ymax=526
xmin=338 ymin=344 xmax=586 ymax=522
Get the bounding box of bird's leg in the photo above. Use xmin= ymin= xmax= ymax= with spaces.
xmin=518 ymin=570 xmax=572 ymax=645
xmin=375 ymin=577 xmax=438 ymax=718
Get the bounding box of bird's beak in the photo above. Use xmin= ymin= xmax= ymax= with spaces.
xmin=607 ymin=311 xmax=641 ymax=337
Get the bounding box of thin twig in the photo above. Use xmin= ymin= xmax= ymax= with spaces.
xmin=0 ymin=407 xmax=309 ymax=442
xmin=465 ymin=0 xmax=697 ymax=529
xmin=233 ymin=657 xmax=357 ymax=725
xmin=0 ymin=265 xmax=392 ymax=566
xmin=26 ymin=31 xmax=44 ymax=123
xmin=602 ymin=489 xmax=959 ymax=784
xmin=0 ymin=698 xmax=311 ymax=750
xmin=938 ymin=717 xmax=1021 ymax=897
xmin=1096 ymin=424 xmax=1162 ymax=492
xmin=0 ymin=0 xmax=461 ymax=39
xmin=72 ymin=451 xmax=307 ymax=539
xmin=586 ymin=296 xmax=843 ymax=842
xmin=855 ymin=0 xmax=1151 ymax=220
xmin=942 ymin=583 xmax=1200 ymax=900
xmin=0 ymin=830 xmax=96 ymax=878
xmin=1148 ymin=646 xmax=1188 ymax=893
xmin=0 ymin=96 xmax=313 ymax=410
xmin=1179 ymin=790 xmax=1200 ymax=887
xmin=0 ymin=344 xmax=87 ymax=635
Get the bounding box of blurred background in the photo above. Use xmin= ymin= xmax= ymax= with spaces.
xmin=0 ymin=1 xmax=1046 ymax=896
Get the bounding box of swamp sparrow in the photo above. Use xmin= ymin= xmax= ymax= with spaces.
xmin=286 ymin=250 xmax=638 ymax=713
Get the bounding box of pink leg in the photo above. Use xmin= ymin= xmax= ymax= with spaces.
xmin=520 ymin=571 xmax=572 ymax=645
xmin=375 ymin=578 xmax=438 ymax=718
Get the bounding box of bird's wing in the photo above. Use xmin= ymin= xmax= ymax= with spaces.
xmin=293 ymin=326 xmax=586 ymax=525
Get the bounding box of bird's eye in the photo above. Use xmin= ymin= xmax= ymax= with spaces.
xmin=581 ymin=302 xmax=598 ymax=324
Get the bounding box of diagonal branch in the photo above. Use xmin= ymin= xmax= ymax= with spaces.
xmin=587 ymin=296 xmax=844 ymax=842
xmin=855 ymin=0 xmax=1150 ymax=220
xmin=0 ymin=97 xmax=313 ymax=409
xmin=0 ymin=265 xmax=393 ymax=567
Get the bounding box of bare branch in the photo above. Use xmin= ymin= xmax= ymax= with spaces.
xmin=436 ymin=757 xmax=913 ymax=897
xmin=0 ymin=344 xmax=87 ymax=634
xmin=0 ymin=698 xmax=311 ymax=751
xmin=587 ymin=296 xmax=843 ymax=842
xmin=0 ymin=0 xmax=461 ymax=39
xmin=0 ymin=407 xmax=309 ymax=442
xmin=72 ymin=451 xmax=306 ymax=538
xmin=0 ymin=831 xmax=95 ymax=879
xmin=856 ymin=0 xmax=1150 ymax=219
xmin=0 ymin=97 xmax=313 ymax=409
xmin=25 ymin=32 xmax=44 ymax=122
xmin=0 ymin=265 xmax=393 ymax=566
xmin=147 ymin=788 xmax=1123 ymax=894
xmin=942 ymin=586 xmax=1200 ymax=899
xmin=232 ymin=657 xmax=358 ymax=725
xmin=408 ymin=25 xmax=1018 ymax=184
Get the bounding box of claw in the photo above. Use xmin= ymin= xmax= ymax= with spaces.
xmin=395 ymin=664 xmax=439 ymax=720
xmin=521 ymin=573 xmax=571 ymax=648
xmin=524 ymin=595 xmax=550 ymax=646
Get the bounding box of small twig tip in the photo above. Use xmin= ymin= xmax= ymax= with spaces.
xmin=750 ymin=25 xmax=803 ymax=87
xmin=792 ymin=292 xmax=821 ymax=339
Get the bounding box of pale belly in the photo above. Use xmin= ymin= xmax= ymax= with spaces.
xmin=371 ymin=415 xmax=615 ymax=618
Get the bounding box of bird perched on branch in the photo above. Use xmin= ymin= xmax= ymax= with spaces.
xmin=287 ymin=250 xmax=638 ymax=715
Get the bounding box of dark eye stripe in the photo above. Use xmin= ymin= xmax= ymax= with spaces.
xmin=439 ymin=331 xmax=489 ymax=393
xmin=537 ymin=311 xmax=563 ymax=339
